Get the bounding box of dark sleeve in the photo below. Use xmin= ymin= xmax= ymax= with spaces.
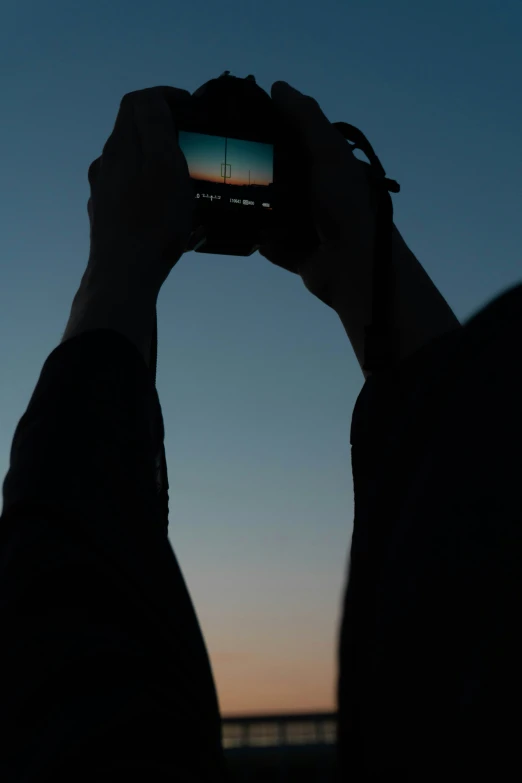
xmin=0 ymin=330 xmax=227 ymax=782
xmin=338 ymin=282 xmax=522 ymax=780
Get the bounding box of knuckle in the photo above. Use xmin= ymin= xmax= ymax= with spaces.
xmin=303 ymin=94 xmax=320 ymax=110
xmin=120 ymin=91 xmax=136 ymax=106
xmin=120 ymin=87 xmax=155 ymax=108
xmin=88 ymin=157 xmax=101 ymax=185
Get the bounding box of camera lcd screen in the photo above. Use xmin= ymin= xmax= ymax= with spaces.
xmin=178 ymin=131 xmax=274 ymax=211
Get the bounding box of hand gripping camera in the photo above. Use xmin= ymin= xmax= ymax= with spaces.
xmin=172 ymin=70 xmax=322 ymax=258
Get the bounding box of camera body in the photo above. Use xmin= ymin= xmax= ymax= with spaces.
xmin=171 ymin=71 xmax=321 ymax=257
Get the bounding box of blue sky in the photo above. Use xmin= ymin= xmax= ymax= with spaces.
xmin=1 ymin=0 xmax=521 ymax=716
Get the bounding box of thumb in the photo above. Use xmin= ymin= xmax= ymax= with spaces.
xmin=259 ymin=229 xmax=325 ymax=275
xmin=271 ymin=81 xmax=347 ymax=161
xmin=258 ymin=242 xmax=300 ymax=274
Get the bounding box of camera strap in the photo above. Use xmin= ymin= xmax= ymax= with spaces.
xmin=333 ymin=122 xmax=400 ymax=376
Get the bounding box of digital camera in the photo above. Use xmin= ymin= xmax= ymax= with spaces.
xmin=171 ymin=71 xmax=322 ymax=258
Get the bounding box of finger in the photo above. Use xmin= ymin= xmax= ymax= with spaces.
xmin=157 ymin=85 xmax=192 ymax=119
xmin=131 ymin=87 xmax=178 ymax=166
xmin=131 ymin=87 xmax=193 ymax=194
xmin=87 ymin=157 xmax=101 ymax=188
xmin=102 ymin=92 xmax=138 ymax=161
xmin=271 ymin=81 xmax=350 ymax=162
xmin=100 ymin=86 xmax=191 ymax=175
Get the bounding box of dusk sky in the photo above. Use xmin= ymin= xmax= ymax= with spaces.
xmin=1 ymin=0 xmax=521 ymax=718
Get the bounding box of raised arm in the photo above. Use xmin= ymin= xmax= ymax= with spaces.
xmin=333 ymin=222 xmax=461 ymax=377
xmin=259 ymin=81 xmax=461 ymax=379
xmin=62 ymin=85 xmax=196 ymax=364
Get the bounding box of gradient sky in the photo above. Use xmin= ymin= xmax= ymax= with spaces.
xmin=179 ymin=132 xmax=273 ymax=186
xmin=1 ymin=0 xmax=521 ymax=718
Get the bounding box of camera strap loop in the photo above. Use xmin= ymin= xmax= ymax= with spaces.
xmin=333 ymin=122 xmax=401 ymax=375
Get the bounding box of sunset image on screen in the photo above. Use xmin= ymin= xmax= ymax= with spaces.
xmin=179 ymin=131 xmax=273 ymax=187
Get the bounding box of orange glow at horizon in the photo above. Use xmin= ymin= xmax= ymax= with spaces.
xmin=210 ymin=649 xmax=336 ymax=718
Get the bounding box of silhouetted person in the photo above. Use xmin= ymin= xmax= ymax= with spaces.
xmin=0 ymin=83 xmax=520 ymax=781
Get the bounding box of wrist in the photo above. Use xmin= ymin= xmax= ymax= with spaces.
xmin=62 ymin=278 xmax=158 ymax=367
xmin=78 ymin=250 xmax=164 ymax=301
xmin=334 ymin=223 xmax=460 ymax=378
